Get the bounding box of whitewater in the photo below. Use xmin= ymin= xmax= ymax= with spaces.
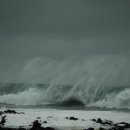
xmin=0 ymin=53 xmax=130 ymax=109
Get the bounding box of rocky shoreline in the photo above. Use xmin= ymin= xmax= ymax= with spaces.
xmin=0 ymin=109 xmax=130 ymax=130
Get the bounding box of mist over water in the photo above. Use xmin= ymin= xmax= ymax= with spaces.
xmin=0 ymin=52 xmax=130 ymax=109
xmin=0 ymin=0 xmax=130 ymax=112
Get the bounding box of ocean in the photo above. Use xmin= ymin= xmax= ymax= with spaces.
xmin=0 ymin=53 xmax=130 ymax=129
xmin=0 ymin=82 xmax=130 ymax=111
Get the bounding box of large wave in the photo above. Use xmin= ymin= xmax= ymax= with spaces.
xmin=0 ymin=53 xmax=130 ymax=109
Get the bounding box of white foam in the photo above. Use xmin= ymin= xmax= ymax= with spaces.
xmin=0 ymin=88 xmax=45 ymax=105
xmin=1 ymin=108 xmax=130 ymax=130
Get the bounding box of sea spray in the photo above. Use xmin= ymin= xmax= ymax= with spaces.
xmin=0 ymin=53 xmax=130 ymax=109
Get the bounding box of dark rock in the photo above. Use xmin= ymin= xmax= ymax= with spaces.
xmin=65 ymin=117 xmax=78 ymax=120
xmin=43 ymin=121 xmax=47 ymax=124
xmin=3 ymin=110 xmax=24 ymax=115
xmin=124 ymin=123 xmax=130 ymax=128
xmin=115 ymin=122 xmax=130 ymax=128
xmin=104 ymin=120 xmax=113 ymax=126
xmin=70 ymin=117 xmax=78 ymax=120
xmin=90 ymin=119 xmax=96 ymax=122
xmin=0 ymin=111 xmax=3 ymax=115
xmin=31 ymin=120 xmax=41 ymax=130
xmin=97 ymin=118 xmax=103 ymax=124
xmin=113 ymin=122 xmax=130 ymax=130
xmin=19 ymin=126 xmax=26 ymax=130
xmin=43 ymin=127 xmax=55 ymax=130
xmin=99 ymin=127 xmax=106 ymax=130
xmin=91 ymin=118 xmax=113 ymax=126
xmin=0 ymin=116 xmax=6 ymax=128
xmin=112 ymin=127 xmax=124 ymax=130
xmin=4 ymin=110 xmax=17 ymax=114
xmin=31 ymin=120 xmax=55 ymax=130
xmin=87 ymin=128 xmax=94 ymax=130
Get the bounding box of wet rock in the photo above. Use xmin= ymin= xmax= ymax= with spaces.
xmin=70 ymin=117 xmax=78 ymax=120
xmin=113 ymin=122 xmax=130 ymax=130
xmin=91 ymin=118 xmax=113 ymax=126
xmin=4 ymin=110 xmax=17 ymax=114
xmin=0 ymin=116 xmax=6 ymax=128
xmin=115 ymin=122 xmax=130 ymax=128
xmin=43 ymin=127 xmax=55 ymax=130
xmin=19 ymin=126 xmax=26 ymax=130
xmin=104 ymin=119 xmax=113 ymax=126
xmin=91 ymin=118 xmax=130 ymax=130
xmin=3 ymin=110 xmax=24 ymax=114
xmin=99 ymin=127 xmax=106 ymax=130
xmin=31 ymin=120 xmax=41 ymax=129
xmin=65 ymin=117 xmax=78 ymax=120
xmin=87 ymin=128 xmax=94 ymax=130
xmin=31 ymin=120 xmax=55 ymax=130
xmin=0 ymin=111 xmax=3 ymax=115
xmin=124 ymin=123 xmax=130 ymax=128
xmin=43 ymin=121 xmax=47 ymax=124
xmin=90 ymin=119 xmax=96 ymax=122
xmin=97 ymin=118 xmax=103 ymax=124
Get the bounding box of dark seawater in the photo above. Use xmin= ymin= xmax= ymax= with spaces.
xmin=0 ymin=103 xmax=130 ymax=113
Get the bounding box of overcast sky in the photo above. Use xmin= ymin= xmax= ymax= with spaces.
xmin=0 ymin=0 xmax=130 ymax=77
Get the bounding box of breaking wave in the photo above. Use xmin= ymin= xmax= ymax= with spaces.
xmin=0 ymin=53 xmax=130 ymax=109
xmin=0 ymin=83 xmax=130 ymax=109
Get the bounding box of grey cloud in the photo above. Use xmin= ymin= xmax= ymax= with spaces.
xmin=0 ymin=0 xmax=130 ymax=76
xmin=0 ymin=0 xmax=130 ymax=36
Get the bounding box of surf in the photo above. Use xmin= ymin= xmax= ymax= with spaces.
xmin=0 ymin=53 xmax=130 ymax=109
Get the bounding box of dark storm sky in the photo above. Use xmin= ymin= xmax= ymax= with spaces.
xmin=0 ymin=0 xmax=130 ymax=69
